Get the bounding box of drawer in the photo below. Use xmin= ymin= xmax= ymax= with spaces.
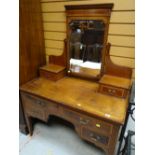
xmin=99 ymin=85 xmax=127 ymax=98
xmin=40 ymin=68 xmax=66 ymax=81
xmin=82 ymin=127 xmax=109 ymax=146
xmin=26 ymin=108 xmax=45 ymax=120
xmin=21 ymin=93 xmax=59 ymax=120
xmin=61 ymin=107 xmax=112 ymax=135
xmin=21 ymin=93 xmax=47 ymax=120
xmin=94 ymin=119 xmax=113 ymax=135
xmin=22 ymin=93 xmax=47 ymax=109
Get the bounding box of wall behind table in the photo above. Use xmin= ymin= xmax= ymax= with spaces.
xmin=40 ymin=0 xmax=135 ymax=79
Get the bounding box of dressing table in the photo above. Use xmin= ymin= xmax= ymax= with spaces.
xmin=20 ymin=4 xmax=132 ymax=155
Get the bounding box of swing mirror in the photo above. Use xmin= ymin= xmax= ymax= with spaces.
xmin=68 ymin=19 xmax=105 ymax=79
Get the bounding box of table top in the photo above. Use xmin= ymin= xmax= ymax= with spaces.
xmin=20 ymin=77 xmax=129 ymax=125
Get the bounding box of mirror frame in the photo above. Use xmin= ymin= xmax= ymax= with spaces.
xmin=65 ymin=4 xmax=113 ymax=80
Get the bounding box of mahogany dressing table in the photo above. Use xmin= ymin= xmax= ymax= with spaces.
xmin=20 ymin=4 xmax=132 ymax=155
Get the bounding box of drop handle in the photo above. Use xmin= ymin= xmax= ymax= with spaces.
xmin=108 ymin=89 xmax=116 ymax=94
xmin=91 ymin=137 xmax=97 ymax=142
xmin=79 ymin=118 xmax=89 ymax=125
xmin=108 ymin=89 xmax=112 ymax=93
xmin=112 ymin=90 xmax=116 ymax=93
xmin=31 ymin=110 xmax=40 ymax=114
xmin=36 ymin=100 xmax=45 ymax=107
xmin=26 ymin=95 xmax=45 ymax=107
xmin=90 ymin=133 xmax=100 ymax=142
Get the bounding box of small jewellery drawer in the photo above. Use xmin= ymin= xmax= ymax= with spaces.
xmin=82 ymin=127 xmax=109 ymax=146
xmin=99 ymin=85 xmax=127 ymax=98
xmin=61 ymin=107 xmax=112 ymax=135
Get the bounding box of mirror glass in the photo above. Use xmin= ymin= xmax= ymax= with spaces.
xmin=69 ymin=20 xmax=105 ymax=78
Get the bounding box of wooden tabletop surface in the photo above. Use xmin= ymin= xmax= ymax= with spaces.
xmin=20 ymin=77 xmax=129 ymax=125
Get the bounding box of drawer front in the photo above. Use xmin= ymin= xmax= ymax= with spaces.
xmin=94 ymin=119 xmax=113 ymax=135
xmin=40 ymin=69 xmax=65 ymax=81
xmin=40 ymin=70 xmax=55 ymax=81
xmin=61 ymin=107 xmax=112 ymax=135
xmin=26 ymin=108 xmax=45 ymax=120
xmin=21 ymin=93 xmax=47 ymax=120
xmin=99 ymin=85 xmax=125 ymax=98
xmin=22 ymin=93 xmax=47 ymax=109
xmin=61 ymin=107 xmax=90 ymax=125
xmin=82 ymin=127 xmax=109 ymax=146
xmin=21 ymin=93 xmax=59 ymax=120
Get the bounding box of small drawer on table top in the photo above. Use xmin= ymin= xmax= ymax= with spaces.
xmin=82 ymin=127 xmax=109 ymax=146
xmin=61 ymin=107 xmax=113 ymax=135
xmin=99 ymin=84 xmax=128 ymax=98
xmin=39 ymin=65 xmax=66 ymax=82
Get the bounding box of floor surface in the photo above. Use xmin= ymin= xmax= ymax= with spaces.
xmin=20 ymin=117 xmax=105 ymax=155
xmin=19 ymin=116 xmax=134 ymax=155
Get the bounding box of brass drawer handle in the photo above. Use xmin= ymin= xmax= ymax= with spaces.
xmin=96 ymin=123 xmax=101 ymax=128
xmin=26 ymin=95 xmax=45 ymax=107
xmin=108 ymin=89 xmax=112 ymax=93
xmin=36 ymin=100 xmax=45 ymax=107
xmin=26 ymin=95 xmax=34 ymax=100
xmin=30 ymin=110 xmax=42 ymax=116
xmin=108 ymin=89 xmax=116 ymax=94
xmin=91 ymin=137 xmax=97 ymax=142
xmin=89 ymin=133 xmax=100 ymax=142
xmin=32 ymin=110 xmax=39 ymax=114
xmin=79 ymin=118 xmax=90 ymax=125
xmin=112 ymin=89 xmax=116 ymax=93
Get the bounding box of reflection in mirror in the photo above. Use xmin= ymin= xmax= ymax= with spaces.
xmin=69 ymin=20 xmax=105 ymax=78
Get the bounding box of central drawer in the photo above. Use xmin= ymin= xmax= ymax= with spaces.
xmin=60 ymin=107 xmax=113 ymax=135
